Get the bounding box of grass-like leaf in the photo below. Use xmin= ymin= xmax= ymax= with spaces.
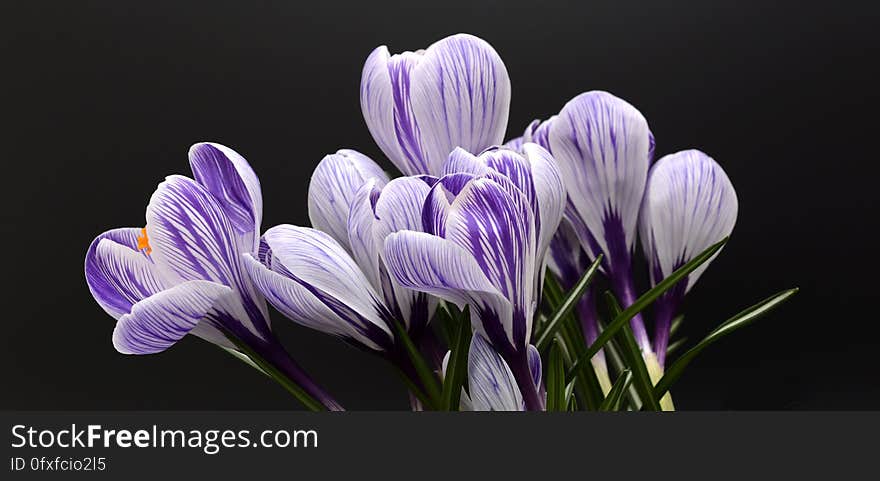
xmin=654 ymin=287 xmax=798 ymax=398
xmin=535 ymin=255 xmax=602 ymax=351
xmin=665 ymin=337 xmax=688 ymax=357
xmin=541 ymin=273 xmax=604 ymax=409
xmin=604 ymin=292 xmax=660 ymax=411
xmin=391 ymin=318 xmax=442 ymax=408
xmin=440 ymin=308 xmax=471 ymax=411
xmin=599 ymin=369 xmax=632 ymax=411
xmin=545 ymin=340 xmax=567 ymax=411
xmin=566 ymin=237 xmax=728 ymax=382
xmin=669 ymin=314 xmax=685 ymax=338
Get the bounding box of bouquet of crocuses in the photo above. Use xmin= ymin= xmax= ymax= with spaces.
xmin=84 ymin=33 xmax=795 ymax=411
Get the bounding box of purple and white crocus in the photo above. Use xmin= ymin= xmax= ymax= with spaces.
xmin=84 ymin=143 xmax=341 ymax=410
xmin=384 ymin=145 xmax=566 ymax=410
xmin=640 ymin=150 xmax=738 ymax=367
xmin=443 ymin=333 xmax=542 ymax=411
xmin=243 ymin=150 xmax=439 ymax=373
xmin=546 ymin=91 xmax=655 ymax=356
xmin=360 ymin=33 xmax=511 ymax=177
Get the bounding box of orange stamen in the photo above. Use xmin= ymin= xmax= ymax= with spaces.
xmin=136 ymin=227 xmax=152 ymax=255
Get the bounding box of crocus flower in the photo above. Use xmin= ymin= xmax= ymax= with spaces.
xmin=548 ymin=91 xmax=655 ymax=354
xmin=360 ymin=33 xmax=511 ymax=177
xmin=639 ymin=150 xmax=738 ymax=367
xmin=243 ymin=151 xmax=437 ymax=369
xmin=443 ymin=334 xmax=542 ymax=411
xmin=85 ymin=143 xmax=341 ymax=410
xmin=383 ymin=144 xmax=565 ymax=410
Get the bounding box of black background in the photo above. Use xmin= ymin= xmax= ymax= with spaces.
xmin=2 ymin=0 xmax=878 ymax=409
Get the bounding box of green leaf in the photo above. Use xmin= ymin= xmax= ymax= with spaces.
xmin=226 ymin=336 xmax=327 ymax=411
xmin=565 ymin=237 xmax=728 ymax=382
xmin=665 ymin=337 xmax=688 ymax=357
xmin=654 ymin=287 xmax=798 ymax=398
xmin=599 ymin=369 xmax=632 ymax=411
xmin=545 ymin=340 xmax=567 ymax=411
xmin=440 ymin=309 xmax=472 ymax=411
xmin=669 ymin=314 xmax=685 ymax=338
xmin=391 ymin=318 xmax=442 ymax=408
xmin=603 ymin=292 xmax=660 ymax=411
xmin=535 ymin=254 xmax=603 ymax=351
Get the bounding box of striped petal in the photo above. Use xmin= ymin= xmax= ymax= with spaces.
xmin=520 ymin=143 xmax=566 ymax=268
xmin=443 ymin=145 xmax=565 ymax=270
xmin=361 ymin=34 xmax=510 ymax=176
xmin=468 ymin=333 xmax=524 ymax=411
xmin=445 ymin=176 xmax=536 ymax=347
xmin=112 ymin=280 xmax=232 ymax=355
xmin=242 ymin=254 xmax=390 ymax=351
xmin=85 ymin=228 xmax=170 ymax=319
xmin=308 ymin=149 xmax=388 ymax=250
xmin=640 ymin=149 xmax=738 ymax=291
xmin=523 ymin=117 xmax=555 ymax=151
xmin=548 ymin=91 xmax=653 ymax=266
xmin=348 ymin=176 xmax=436 ymax=331
xmin=383 ymin=230 xmax=512 ymax=342
xmin=188 ymin=142 xmax=262 ymax=252
xmin=260 ymin=225 xmax=393 ymax=346
xmin=422 ymin=172 xmax=475 ymax=237
xmin=145 ymin=175 xmax=269 ymax=336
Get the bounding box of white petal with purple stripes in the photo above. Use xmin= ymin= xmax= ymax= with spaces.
xmin=112 ymin=280 xmax=232 ymax=355
xmin=549 ymin=91 xmax=653 ymax=260
xmin=468 ymin=334 xmax=524 ymax=411
xmin=145 ymin=175 xmax=269 ymax=337
xmin=85 ymin=228 xmax=171 ymax=319
xmin=308 ymin=149 xmax=388 ymax=250
xmin=262 ymin=225 xmax=392 ymax=339
xmin=188 ymin=142 xmax=262 ymax=252
xmin=639 ymin=149 xmax=738 ymax=291
xmin=383 ymin=230 xmax=512 ymax=341
xmin=360 ymin=34 xmax=510 ymax=176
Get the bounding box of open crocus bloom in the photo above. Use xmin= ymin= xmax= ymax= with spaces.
xmin=383 ymin=145 xmax=565 ymax=410
xmin=243 ymin=151 xmax=437 ymax=355
xmin=360 ymin=33 xmax=511 ymax=177
xmin=548 ymin=91 xmax=655 ymax=355
xmin=640 ymin=149 xmax=738 ymax=366
xmin=84 ymin=143 xmax=341 ymax=410
xmin=85 ymin=143 xmax=270 ymax=353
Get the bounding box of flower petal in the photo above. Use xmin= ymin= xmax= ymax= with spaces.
xmin=383 ymin=230 xmax=511 ymax=342
xmin=372 ymin=177 xmax=437 ymax=330
xmin=445 ymin=176 xmax=536 ymax=346
xmin=188 ymin=142 xmax=262 ymax=251
xmin=85 ymin=228 xmax=170 ymax=319
xmin=410 ymin=34 xmax=511 ymax=176
xmin=468 ymin=333 xmax=524 ymax=411
xmin=262 ymin=225 xmax=392 ymax=341
xmin=443 ymin=147 xmax=490 ymax=177
xmin=639 ymin=149 xmax=738 ymax=291
xmin=145 ymin=175 xmax=269 ymax=335
xmin=308 ymin=150 xmax=389 ymax=250
xmin=242 ymin=254 xmax=390 ymax=351
xmin=548 ymin=91 xmax=653 ymax=261
xmin=527 ymin=344 xmax=542 ymax=389
xmin=112 ymin=280 xmax=232 ymax=355
xmin=347 ymin=179 xmax=384 ymax=291
xmin=422 ymin=172 xmax=475 ymax=237
xmin=519 ymin=143 xmax=566 ymax=265
xmin=360 ymin=46 xmax=428 ymax=176
xmin=523 ymin=117 xmax=555 ymax=151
